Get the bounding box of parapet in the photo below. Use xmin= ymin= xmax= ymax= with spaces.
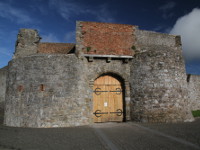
xmin=135 ymin=29 xmax=181 ymax=48
xmin=13 ymin=29 xmax=41 ymax=59
xmin=13 ymin=29 xmax=76 ymax=58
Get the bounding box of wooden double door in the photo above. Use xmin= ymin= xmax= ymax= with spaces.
xmin=93 ymin=75 xmax=123 ymax=122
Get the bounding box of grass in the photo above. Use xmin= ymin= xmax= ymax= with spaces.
xmin=131 ymin=45 xmax=136 ymax=50
xmin=86 ymin=47 xmax=91 ymax=52
xmin=192 ymin=110 xmax=200 ymax=117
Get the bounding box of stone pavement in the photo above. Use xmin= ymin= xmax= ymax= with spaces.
xmin=0 ymin=119 xmax=200 ymax=150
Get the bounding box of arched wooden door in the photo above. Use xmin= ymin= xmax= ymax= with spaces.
xmin=93 ymin=75 xmax=123 ymax=122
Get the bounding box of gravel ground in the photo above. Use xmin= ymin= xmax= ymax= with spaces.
xmin=0 ymin=114 xmax=200 ymax=150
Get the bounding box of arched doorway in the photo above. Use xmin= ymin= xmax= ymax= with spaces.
xmin=93 ymin=75 xmax=124 ymax=122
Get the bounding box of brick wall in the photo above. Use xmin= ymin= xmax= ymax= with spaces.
xmin=77 ymin=21 xmax=136 ymax=56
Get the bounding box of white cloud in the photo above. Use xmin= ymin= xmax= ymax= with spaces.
xmin=153 ymin=25 xmax=164 ymax=32
xmin=64 ymin=31 xmax=75 ymax=43
xmin=0 ymin=47 xmax=13 ymax=68
xmin=95 ymin=4 xmax=115 ymax=23
xmin=159 ymin=1 xmax=176 ymax=19
xmin=170 ymin=8 xmax=200 ymax=60
xmin=49 ymin=0 xmax=81 ymax=21
xmin=164 ymin=27 xmax=172 ymax=33
xmin=31 ymin=5 xmax=48 ymax=16
xmin=41 ymin=33 xmax=60 ymax=43
xmin=0 ymin=48 xmax=13 ymax=56
xmin=48 ymin=0 xmax=115 ymax=23
xmin=152 ymin=25 xmax=172 ymax=34
xmin=0 ymin=1 xmax=33 ymax=24
xmin=159 ymin=1 xmax=176 ymax=11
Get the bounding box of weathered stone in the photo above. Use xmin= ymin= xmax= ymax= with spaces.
xmin=13 ymin=29 xmax=41 ymax=59
xmin=0 ymin=66 xmax=7 ymax=113
xmin=1 ymin=21 xmax=198 ymax=128
xmin=187 ymin=74 xmax=200 ymax=110
xmin=130 ymin=29 xmax=194 ymax=123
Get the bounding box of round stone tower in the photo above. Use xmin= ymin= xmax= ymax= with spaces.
xmin=130 ymin=29 xmax=194 ymax=123
xmin=4 ymin=29 xmax=91 ymax=127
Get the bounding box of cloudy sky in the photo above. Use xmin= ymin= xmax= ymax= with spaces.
xmin=0 ymin=0 xmax=200 ymax=74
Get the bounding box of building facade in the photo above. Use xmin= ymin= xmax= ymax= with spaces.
xmin=0 ymin=21 xmax=198 ymax=127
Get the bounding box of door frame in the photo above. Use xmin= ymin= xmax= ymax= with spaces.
xmin=90 ymin=72 xmax=131 ymax=122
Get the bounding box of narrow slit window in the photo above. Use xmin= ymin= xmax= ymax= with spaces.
xmin=187 ymin=74 xmax=191 ymax=83
xmin=40 ymin=84 xmax=45 ymax=91
xmin=18 ymin=85 xmax=24 ymax=92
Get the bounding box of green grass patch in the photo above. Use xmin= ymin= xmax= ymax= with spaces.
xmin=131 ymin=45 xmax=136 ymax=50
xmin=192 ymin=110 xmax=200 ymax=117
xmin=86 ymin=47 xmax=91 ymax=52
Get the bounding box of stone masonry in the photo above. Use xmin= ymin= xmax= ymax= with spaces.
xmin=2 ymin=21 xmax=197 ymax=127
xmin=187 ymin=74 xmax=200 ymax=111
xmin=13 ymin=29 xmax=41 ymax=59
xmin=131 ymin=30 xmax=193 ymax=122
xmin=4 ymin=54 xmax=90 ymax=127
xmin=0 ymin=66 xmax=7 ymax=111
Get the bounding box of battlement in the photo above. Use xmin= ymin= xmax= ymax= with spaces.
xmin=14 ymin=29 xmax=41 ymax=59
xmin=13 ymin=21 xmax=183 ymax=59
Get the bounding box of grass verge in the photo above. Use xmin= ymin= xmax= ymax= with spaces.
xmin=192 ymin=110 xmax=200 ymax=117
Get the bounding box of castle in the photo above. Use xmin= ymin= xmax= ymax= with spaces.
xmin=0 ymin=21 xmax=200 ymax=127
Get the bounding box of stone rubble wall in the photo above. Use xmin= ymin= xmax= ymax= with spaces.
xmin=13 ymin=29 xmax=41 ymax=59
xmin=187 ymin=74 xmax=200 ymax=110
xmin=4 ymin=54 xmax=91 ymax=127
xmin=130 ymin=29 xmax=194 ymax=123
xmin=0 ymin=66 xmax=7 ymax=110
xmin=135 ymin=30 xmax=180 ymax=47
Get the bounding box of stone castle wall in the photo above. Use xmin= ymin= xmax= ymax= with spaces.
xmin=14 ymin=29 xmax=41 ymax=59
xmin=3 ymin=21 xmax=196 ymax=127
xmin=187 ymin=74 xmax=200 ymax=111
xmin=4 ymin=54 xmax=132 ymax=127
xmin=4 ymin=54 xmax=91 ymax=127
xmin=0 ymin=66 xmax=7 ymax=110
xmin=84 ymin=59 xmax=131 ymax=121
xmin=130 ymin=29 xmax=193 ymax=122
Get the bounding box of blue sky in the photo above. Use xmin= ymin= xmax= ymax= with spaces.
xmin=0 ymin=0 xmax=200 ymax=74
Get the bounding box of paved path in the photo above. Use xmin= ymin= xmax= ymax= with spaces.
xmin=0 ymin=119 xmax=200 ymax=150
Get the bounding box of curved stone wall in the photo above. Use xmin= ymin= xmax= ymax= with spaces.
xmin=0 ymin=66 xmax=7 ymax=109
xmin=4 ymin=54 xmax=91 ymax=127
xmin=130 ymin=30 xmax=194 ymax=123
xmin=187 ymin=74 xmax=200 ymax=111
